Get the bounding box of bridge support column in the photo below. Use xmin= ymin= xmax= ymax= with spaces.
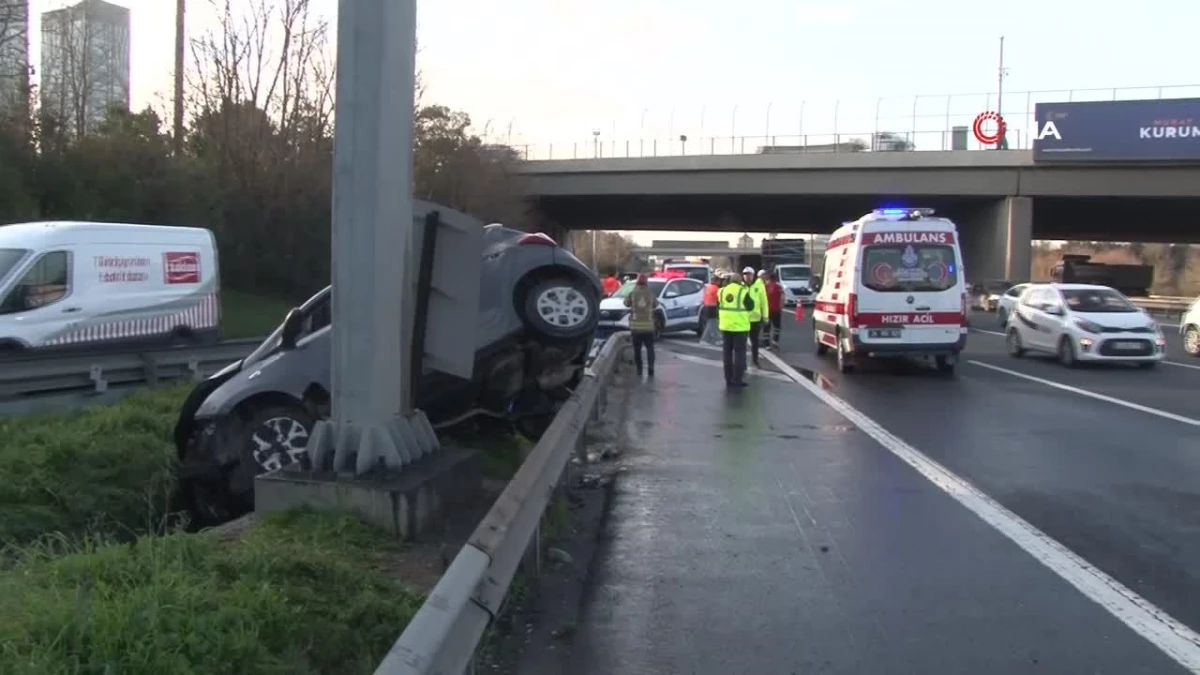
xmin=961 ymin=196 xmax=1032 ymax=283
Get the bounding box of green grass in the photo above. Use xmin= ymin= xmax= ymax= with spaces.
xmin=0 ymin=509 xmax=423 ymax=675
xmin=220 ymin=290 xmax=293 ymax=339
xmin=0 ymin=386 xmax=190 ymax=551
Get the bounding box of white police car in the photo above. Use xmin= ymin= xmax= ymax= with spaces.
xmin=1005 ymin=283 xmax=1166 ymax=368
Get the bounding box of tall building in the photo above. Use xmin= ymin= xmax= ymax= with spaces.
xmin=40 ymin=0 xmax=130 ymax=136
xmin=0 ymin=0 xmax=30 ymax=114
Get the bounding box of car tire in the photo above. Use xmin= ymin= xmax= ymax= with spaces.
xmin=1006 ymin=328 xmax=1024 ymax=357
xmin=695 ymin=311 xmax=706 ymax=337
xmin=997 ymin=308 xmax=1008 ymax=328
xmin=1184 ymin=325 xmax=1200 ymax=357
xmin=522 ymin=277 xmax=599 ymax=340
xmin=835 ymin=332 xmax=853 ymax=373
xmin=1057 ymin=336 xmax=1077 ymax=368
xmin=183 ymin=403 xmax=315 ymax=527
xmin=654 ymin=313 xmax=665 ymax=340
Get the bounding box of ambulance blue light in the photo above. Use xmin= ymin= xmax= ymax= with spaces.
xmin=878 ymin=208 xmax=908 ymax=215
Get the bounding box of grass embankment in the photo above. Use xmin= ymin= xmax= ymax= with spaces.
xmin=220 ymin=290 xmax=293 ymax=339
xmin=0 ymin=383 xmax=543 ymax=672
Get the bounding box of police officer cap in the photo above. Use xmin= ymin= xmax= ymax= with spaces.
xmin=742 ymin=266 xmax=755 ymax=274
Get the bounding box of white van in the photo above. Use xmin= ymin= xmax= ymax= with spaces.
xmin=812 ymin=208 xmax=968 ymax=374
xmin=0 ymin=221 xmax=220 ymax=353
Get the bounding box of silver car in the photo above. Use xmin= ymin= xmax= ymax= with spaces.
xmin=175 ymin=223 xmax=602 ymax=526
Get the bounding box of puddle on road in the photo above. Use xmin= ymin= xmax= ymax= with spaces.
xmin=783 ymin=361 xmax=837 ymax=391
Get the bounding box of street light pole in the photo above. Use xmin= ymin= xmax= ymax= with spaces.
xmin=172 ymin=0 xmax=185 ymax=156
xmin=997 ymin=36 xmax=1010 ymax=149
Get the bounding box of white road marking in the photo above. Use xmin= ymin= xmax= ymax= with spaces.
xmin=1163 ymin=360 xmax=1200 ymax=372
xmin=970 ymin=328 xmax=1007 ymax=337
xmin=670 ymin=351 xmax=794 ymax=384
xmin=968 ymin=360 xmax=1200 ymax=427
xmin=760 ymin=349 xmax=1200 ymax=671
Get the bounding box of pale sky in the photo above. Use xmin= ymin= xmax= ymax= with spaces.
xmin=25 ymin=0 xmax=1200 ymax=245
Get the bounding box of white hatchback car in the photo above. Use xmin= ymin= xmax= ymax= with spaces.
xmin=1181 ymin=297 xmax=1200 ymax=357
xmin=1005 ymin=283 xmax=1166 ymax=368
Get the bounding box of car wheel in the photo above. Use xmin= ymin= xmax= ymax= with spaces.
xmin=1184 ymin=325 xmax=1200 ymax=356
xmin=814 ymin=329 xmax=829 ymax=356
xmin=189 ymin=403 xmax=315 ymax=527
xmin=1006 ymin=328 xmax=1024 ymax=357
xmin=654 ymin=313 xmax=665 ymax=340
xmin=1057 ymin=336 xmax=1077 ymax=368
xmin=835 ymin=332 xmax=853 ymax=373
xmin=997 ymin=308 xmax=1008 ymax=328
xmin=695 ymin=311 xmax=706 ymax=336
xmin=522 ymin=277 xmax=598 ymax=340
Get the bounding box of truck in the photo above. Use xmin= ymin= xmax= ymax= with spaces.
xmin=1049 ymin=254 xmax=1155 ymax=297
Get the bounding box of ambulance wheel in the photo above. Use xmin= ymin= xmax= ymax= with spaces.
xmin=935 ymin=356 xmax=956 ymax=376
xmin=813 ymin=330 xmax=828 ymax=356
xmin=835 ymin=333 xmax=853 ymax=373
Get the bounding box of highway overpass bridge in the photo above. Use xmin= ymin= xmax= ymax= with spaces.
xmin=515 ymin=150 xmax=1200 ymax=282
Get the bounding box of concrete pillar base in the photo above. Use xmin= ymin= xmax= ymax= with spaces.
xmin=961 ymin=196 xmax=1033 ymax=283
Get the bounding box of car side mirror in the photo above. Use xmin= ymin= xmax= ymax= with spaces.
xmin=280 ymin=308 xmax=304 ymax=349
xmin=1045 ymin=305 xmax=1064 ymax=316
xmin=663 ymin=290 xmax=680 ymax=299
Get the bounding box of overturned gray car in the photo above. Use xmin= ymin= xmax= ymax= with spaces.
xmin=175 ymin=223 xmax=601 ymax=526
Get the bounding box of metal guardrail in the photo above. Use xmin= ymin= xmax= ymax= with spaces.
xmin=375 ymin=331 xmax=631 ymax=675
xmin=0 ymin=339 xmax=259 ymax=405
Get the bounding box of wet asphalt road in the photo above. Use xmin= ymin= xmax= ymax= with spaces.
xmin=558 ymin=314 xmax=1199 ymax=675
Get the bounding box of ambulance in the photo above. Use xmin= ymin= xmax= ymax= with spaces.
xmin=811 ymin=208 xmax=968 ymax=375
xmin=0 ymin=221 xmax=220 ymax=354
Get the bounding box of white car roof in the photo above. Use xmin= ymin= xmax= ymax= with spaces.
xmin=0 ymin=221 xmax=211 ymax=249
xmin=1045 ymin=283 xmax=1122 ymax=293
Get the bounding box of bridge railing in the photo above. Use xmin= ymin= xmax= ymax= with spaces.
xmin=509 ymin=84 xmax=1200 ymax=161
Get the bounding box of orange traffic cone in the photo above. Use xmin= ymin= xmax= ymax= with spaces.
xmin=794 ymin=304 xmax=805 ymax=321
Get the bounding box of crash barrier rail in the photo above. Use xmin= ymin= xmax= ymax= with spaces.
xmin=0 ymin=339 xmax=259 ymax=407
xmin=374 ymin=330 xmax=631 ymax=675
xmin=1131 ymin=297 xmax=1193 ymax=321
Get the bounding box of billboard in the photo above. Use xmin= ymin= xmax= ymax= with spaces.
xmin=1033 ymin=97 xmax=1200 ymax=162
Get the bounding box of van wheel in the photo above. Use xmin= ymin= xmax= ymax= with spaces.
xmin=814 ymin=329 xmax=828 ymax=356
xmin=835 ymin=333 xmax=853 ymax=373
xmin=1006 ymin=328 xmax=1025 ymax=358
xmin=1057 ymin=336 xmax=1077 ymax=368
xmin=935 ymin=356 xmax=956 ymax=376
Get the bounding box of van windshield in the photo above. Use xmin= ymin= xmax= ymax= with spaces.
xmin=777 ymin=266 xmax=811 ymax=281
xmin=861 ymin=244 xmax=957 ymax=293
xmin=0 ymin=248 xmax=28 ymax=282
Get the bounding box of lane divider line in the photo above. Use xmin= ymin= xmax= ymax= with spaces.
xmin=970 ymin=327 xmax=1007 ymax=337
xmin=967 ymin=360 xmax=1200 ymax=427
xmin=669 ymin=351 xmax=794 ymax=384
xmin=762 ymin=349 xmax=1200 ymax=672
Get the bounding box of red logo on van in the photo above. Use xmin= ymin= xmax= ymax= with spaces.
xmin=163 ymin=252 xmax=201 ymax=284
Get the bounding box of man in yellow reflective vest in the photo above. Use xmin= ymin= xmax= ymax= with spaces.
xmin=719 ymin=269 xmax=757 ymax=388
xmin=744 ymin=266 xmax=769 ymax=368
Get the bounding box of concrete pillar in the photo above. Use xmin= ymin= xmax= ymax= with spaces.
xmin=960 ymin=197 xmax=1033 ymax=283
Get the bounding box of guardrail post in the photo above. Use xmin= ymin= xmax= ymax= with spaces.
xmin=89 ymin=364 xmax=108 ymax=393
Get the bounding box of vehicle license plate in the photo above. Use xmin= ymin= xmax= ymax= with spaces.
xmin=1113 ymin=341 xmax=1140 ymax=350
xmin=868 ymin=328 xmax=902 ymax=339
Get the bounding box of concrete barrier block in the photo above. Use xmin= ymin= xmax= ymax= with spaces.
xmin=253 ymin=445 xmax=480 ymax=540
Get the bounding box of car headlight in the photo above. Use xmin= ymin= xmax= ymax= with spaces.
xmin=1074 ymin=318 xmax=1102 ymax=334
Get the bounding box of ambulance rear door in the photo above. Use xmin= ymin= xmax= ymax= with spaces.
xmin=853 ymin=227 xmax=964 ymax=348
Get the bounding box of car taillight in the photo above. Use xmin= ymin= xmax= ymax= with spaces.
xmin=846 ymin=293 xmax=858 ymax=329
xmin=518 ymin=233 xmax=556 ymax=246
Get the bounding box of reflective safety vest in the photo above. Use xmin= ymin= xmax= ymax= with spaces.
xmin=749 ymin=278 xmax=768 ymax=323
xmin=718 ymin=283 xmax=752 ymax=332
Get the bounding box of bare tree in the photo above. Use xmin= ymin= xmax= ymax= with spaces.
xmin=188 ymin=0 xmax=335 ymax=148
xmin=0 ymin=0 xmax=30 ymax=114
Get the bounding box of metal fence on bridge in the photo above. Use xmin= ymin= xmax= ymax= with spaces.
xmin=508 ymin=84 xmax=1200 ymax=160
